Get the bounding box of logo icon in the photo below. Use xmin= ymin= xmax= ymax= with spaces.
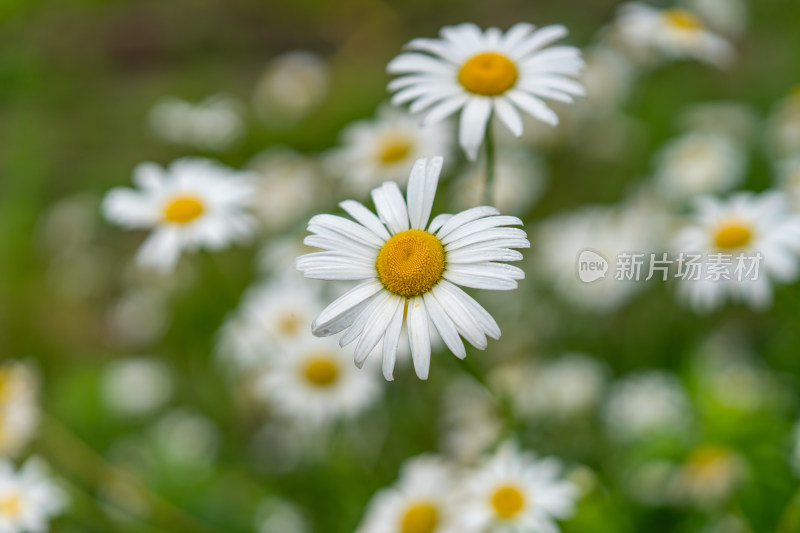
xmin=577 ymin=249 xmax=608 ymax=283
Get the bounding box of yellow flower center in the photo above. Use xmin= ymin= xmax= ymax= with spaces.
xmin=400 ymin=502 xmax=439 ymax=533
xmin=163 ymin=195 xmax=205 ymax=224
xmin=713 ymin=221 xmax=752 ymax=250
xmin=458 ymin=52 xmax=518 ymax=96
xmin=278 ymin=314 xmax=302 ymax=336
xmin=378 ymin=138 xmax=412 ymax=165
xmin=303 ymin=355 xmax=339 ymax=387
xmin=491 ymin=484 xmax=526 ymax=519
xmin=0 ymin=493 xmax=22 ymax=518
xmin=376 ymin=230 xmax=445 ymax=297
xmin=663 ymin=8 xmax=704 ymax=31
xmin=685 ymin=444 xmax=734 ymax=481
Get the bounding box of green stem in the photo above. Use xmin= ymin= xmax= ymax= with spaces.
xmin=483 ymin=116 xmax=496 ymax=206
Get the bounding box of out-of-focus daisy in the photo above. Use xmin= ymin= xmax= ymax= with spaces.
xmin=777 ymin=156 xmax=800 ymax=207
xmin=216 ymin=278 xmax=324 ymax=371
xmin=534 ymin=194 xmax=667 ymax=312
xmin=576 ymin=45 xmax=635 ymax=113
xmin=103 ymin=158 xmax=257 ymax=274
xmin=148 ymin=95 xmax=244 ymax=151
xmin=255 ymin=497 xmax=310 ymax=533
xmin=326 ymin=106 xmax=452 ymax=196
xmin=603 ymin=371 xmax=692 ymax=441
xmin=296 ymin=156 xmax=529 ymax=380
xmin=105 ymin=287 xmax=169 ymax=349
xmin=246 ymin=148 xmax=325 ymax=232
xmin=101 ymin=357 xmax=173 ymax=418
xmin=387 ymin=23 xmax=584 ymax=160
xmin=0 ymin=362 xmax=39 ymax=459
xmin=668 ymin=444 xmax=746 ymax=509
xmin=0 ymin=457 xmax=66 ymax=532
xmin=671 ymin=191 xmax=800 ymax=312
xmin=768 ymin=89 xmax=800 ymax=158
xmin=461 ymin=441 xmax=579 ymax=533
xmin=356 ymin=455 xmax=462 ymax=533
xmin=150 ymin=409 xmax=220 ymax=469
xmin=677 ymin=101 xmax=759 ymax=146
xmin=451 ymin=148 xmax=547 ymax=215
xmin=253 ymin=51 xmax=329 ymax=125
xmin=686 ymin=0 xmax=748 ymax=38
xmin=439 ymin=378 xmax=504 ymax=464
xmin=653 ymin=133 xmax=746 ymax=202
xmin=255 ymin=335 xmax=382 ymax=426
xmin=612 ymin=3 xmax=733 ymax=67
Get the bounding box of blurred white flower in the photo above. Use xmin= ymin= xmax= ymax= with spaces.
xmin=256 ymin=497 xmax=310 ymax=533
xmin=356 ymin=455 xmax=463 ymax=533
xmin=388 ymin=22 xmax=584 ymax=160
xmin=0 ymin=363 xmax=39 ymax=459
xmin=0 ymin=457 xmax=67 ymax=532
xmin=653 ymin=133 xmax=746 ymax=202
xmin=767 ymin=90 xmax=800 ymax=158
xmin=668 ymin=444 xmax=747 ymax=509
xmin=677 ymin=101 xmax=759 ymax=146
xmin=254 ymin=335 xmax=382 ymax=426
xmin=451 ymin=147 xmax=547 ymax=215
xmin=103 ymin=158 xmax=257 ymax=274
xmin=685 ymin=0 xmax=748 ymax=37
xmin=104 ymin=288 xmax=170 ymax=349
xmin=612 ymin=3 xmax=733 ymax=67
xmin=460 ymin=441 xmax=579 ymax=533
xmin=534 ymin=194 xmax=667 ymax=312
xmin=253 ymin=51 xmax=329 ymax=124
xmin=247 ymin=148 xmax=325 ymax=232
xmin=603 ymin=371 xmax=692 ymax=441
xmin=577 ymin=45 xmax=635 ymax=112
xmin=496 ymin=354 xmax=608 ymax=423
xmin=148 ymin=95 xmax=244 ymax=151
xmin=671 ymin=191 xmax=800 ymax=312
xmin=439 ymin=378 xmax=503 ymax=464
xmin=326 ymin=106 xmax=452 ymax=196
xmin=101 ymin=357 xmax=173 ymax=417
xmin=151 ymin=409 xmax=220 ymax=469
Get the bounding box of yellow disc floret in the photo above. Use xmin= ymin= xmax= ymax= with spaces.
xmin=0 ymin=493 xmax=22 ymax=518
xmin=376 ymin=230 xmax=445 ymax=297
xmin=303 ymin=355 xmax=339 ymax=387
xmin=458 ymin=52 xmax=518 ymax=96
xmin=163 ymin=195 xmax=205 ymax=224
xmin=401 ymin=503 xmax=439 ymax=533
xmin=663 ymin=8 xmax=704 ymax=31
xmin=713 ymin=221 xmax=752 ymax=250
xmin=379 ymin=138 xmax=412 ymax=165
xmin=491 ymin=484 xmax=525 ymax=519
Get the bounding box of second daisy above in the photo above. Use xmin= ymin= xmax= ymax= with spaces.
xmin=295 ymin=156 xmax=529 ymax=380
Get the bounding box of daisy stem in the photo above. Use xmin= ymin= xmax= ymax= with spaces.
xmin=483 ymin=117 xmax=496 ymax=206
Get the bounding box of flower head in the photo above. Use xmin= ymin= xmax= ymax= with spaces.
xmin=296 ymin=157 xmax=529 ymax=380
xmin=387 ymin=23 xmax=584 ymax=160
xmin=0 ymin=457 xmax=66 ymax=533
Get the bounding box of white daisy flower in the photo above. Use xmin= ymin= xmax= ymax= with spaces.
xmin=326 ymin=106 xmax=453 ymax=196
xmin=671 ymin=191 xmax=800 ymax=312
xmin=253 ymin=51 xmax=329 ymax=124
xmin=460 ymin=441 xmax=579 ymax=533
xmin=0 ymin=457 xmax=66 ymax=533
xmin=603 ymin=371 xmax=692 ymax=442
xmin=685 ymin=0 xmax=748 ymax=38
xmin=255 ymin=335 xmax=382 ymax=426
xmin=668 ymin=444 xmax=747 ymax=509
xmin=148 ymin=95 xmax=244 ymax=151
xmin=613 ymin=3 xmax=734 ymax=67
xmin=101 ymin=357 xmax=173 ymax=418
xmin=103 ymin=158 xmax=257 ymax=274
xmin=356 ymin=455 xmax=463 ymax=533
xmin=0 ymin=363 xmax=39 ymax=459
xmin=387 ymin=23 xmax=585 ymax=160
xmin=677 ymin=101 xmax=759 ymax=146
xmin=296 ymin=156 xmax=529 ymax=380
xmin=653 ymin=132 xmax=746 ymax=202
xmin=247 ymin=147 xmax=324 ymax=232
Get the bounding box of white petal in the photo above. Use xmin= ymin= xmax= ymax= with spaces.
xmin=500 ymin=23 xmax=536 ymax=53
xmin=443 ymin=263 xmax=522 ymax=290
xmin=381 ymin=301 xmax=406 ymax=380
xmin=421 ymin=94 xmax=471 ymax=126
xmin=494 ymin=98 xmax=524 ymax=137
xmin=506 ymin=90 xmax=559 ymax=126
xmin=458 ymin=97 xmax=492 ymax=161
xmin=446 ymin=247 xmax=523 ymax=263
xmin=440 ymin=215 xmax=523 ymax=245
xmin=428 ymin=213 xmax=453 ymax=233
xmin=437 ymin=206 xmax=501 ymax=238
xmin=136 ymin=228 xmax=182 ymax=274
xmin=308 ymin=214 xmax=384 ymax=248
xmin=355 ymin=294 xmax=402 ymax=368
xmin=407 ymin=296 xmax=432 ymax=379
xmin=303 ymin=234 xmax=376 ymax=259
xmin=387 ymin=53 xmax=454 ymax=75
xmin=339 ymin=200 xmax=391 ymax=240
xmin=407 ymin=156 xmax=443 ymax=230
xmin=510 ymin=25 xmax=568 ymax=61
xmin=430 ymin=283 xmax=487 ymax=349
xmin=423 ymin=292 xmax=466 ymax=359
xmin=311 ymin=280 xmax=383 ymax=335
xmin=341 ymin=291 xmax=390 ymax=348
xmin=436 ymin=280 xmax=501 ymax=339
xmin=371 ymin=182 xmax=410 ymax=234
